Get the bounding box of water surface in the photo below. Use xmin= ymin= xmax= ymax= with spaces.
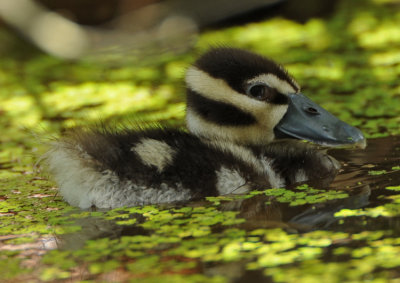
xmin=55 ymin=136 xmax=400 ymax=282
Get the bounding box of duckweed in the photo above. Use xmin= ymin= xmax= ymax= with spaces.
xmin=368 ymin=170 xmax=387 ymax=175
xmin=1 ymin=0 xmax=400 ymax=281
xmin=262 ymin=185 xmax=349 ymax=206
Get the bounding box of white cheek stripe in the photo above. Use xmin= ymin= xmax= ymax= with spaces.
xmin=248 ymin=74 xmax=299 ymax=95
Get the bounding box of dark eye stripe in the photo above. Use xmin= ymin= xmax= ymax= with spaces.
xmin=270 ymin=92 xmax=289 ymax=105
xmin=187 ymin=90 xmax=257 ymax=126
xmin=245 ymin=83 xmax=289 ymax=105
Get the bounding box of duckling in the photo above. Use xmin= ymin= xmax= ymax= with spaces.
xmin=45 ymin=47 xmax=365 ymax=209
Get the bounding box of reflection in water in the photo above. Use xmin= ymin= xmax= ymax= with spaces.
xmin=290 ymin=185 xmax=370 ymax=228
xmin=330 ymin=135 xmax=400 ymax=191
xmin=218 ymin=185 xmax=371 ymax=232
xmin=230 ymin=136 xmax=399 ymax=231
xmin=59 ymin=136 xmax=400 ymax=247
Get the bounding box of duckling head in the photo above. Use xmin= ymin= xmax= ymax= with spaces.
xmin=185 ymin=48 xmax=366 ymax=148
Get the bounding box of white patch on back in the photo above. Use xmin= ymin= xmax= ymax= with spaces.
xmin=132 ymin=138 xmax=176 ymax=172
xmin=294 ymin=169 xmax=308 ymax=183
xmin=248 ymin=73 xmax=299 ymax=94
xmin=216 ymin=166 xmax=249 ymax=195
xmin=259 ymin=157 xmax=285 ymax=188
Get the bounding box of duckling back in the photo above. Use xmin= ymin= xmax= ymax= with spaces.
xmin=45 ymin=127 xmax=251 ymax=208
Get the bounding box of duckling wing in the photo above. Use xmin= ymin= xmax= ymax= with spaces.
xmin=44 ymin=128 xmax=262 ymax=208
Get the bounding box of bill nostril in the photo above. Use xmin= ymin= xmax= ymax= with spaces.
xmin=306 ymin=107 xmax=319 ymax=114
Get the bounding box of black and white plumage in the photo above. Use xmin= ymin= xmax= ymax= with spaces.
xmin=45 ymin=48 xmax=365 ymax=209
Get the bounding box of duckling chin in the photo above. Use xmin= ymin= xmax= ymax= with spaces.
xmin=44 ymin=47 xmax=365 ymax=209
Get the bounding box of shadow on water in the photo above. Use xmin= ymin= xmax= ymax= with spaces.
xmin=59 ymin=136 xmax=400 ymax=250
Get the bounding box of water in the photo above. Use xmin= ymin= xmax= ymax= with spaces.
xmin=330 ymin=135 xmax=400 ymax=192
xmin=60 ymin=136 xmax=400 ymax=240
xmin=208 ymin=136 xmax=400 ymax=232
xmin=57 ymin=136 xmax=400 ymax=281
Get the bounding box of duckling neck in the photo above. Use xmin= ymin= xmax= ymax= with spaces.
xmin=185 ymin=110 xmax=275 ymax=146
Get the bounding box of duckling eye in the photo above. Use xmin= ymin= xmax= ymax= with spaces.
xmin=246 ymin=83 xmax=275 ymax=101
